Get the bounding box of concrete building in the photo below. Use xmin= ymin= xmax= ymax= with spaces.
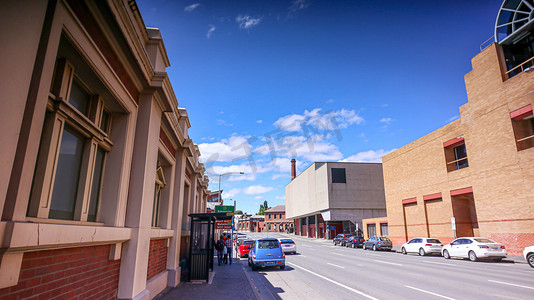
xmin=264 ymin=205 xmax=293 ymax=233
xmin=376 ymin=0 xmax=534 ymax=255
xmin=285 ymin=160 xmax=387 ymax=239
xmin=0 ymin=0 xmax=210 ymax=299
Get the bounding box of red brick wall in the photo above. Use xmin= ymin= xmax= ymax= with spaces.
xmin=147 ymin=239 xmax=168 ymax=281
xmin=491 ymin=233 xmax=534 ymax=256
xmin=0 ymin=245 xmax=120 ymax=300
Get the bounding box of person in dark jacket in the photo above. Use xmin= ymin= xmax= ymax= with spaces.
xmin=216 ymin=236 xmax=225 ymax=266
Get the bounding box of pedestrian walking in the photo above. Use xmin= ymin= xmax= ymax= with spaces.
xmin=216 ymin=236 xmax=225 ymax=266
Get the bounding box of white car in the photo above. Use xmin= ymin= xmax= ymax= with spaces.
xmin=279 ymin=238 xmax=297 ymax=254
xmin=401 ymin=237 xmax=443 ymax=256
xmin=523 ymin=246 xmax=534 ymax=268
xmin=442 ymin=237 xmax=507 ymax=262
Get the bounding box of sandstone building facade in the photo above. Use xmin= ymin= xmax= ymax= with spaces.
xmin=0 ymin=0 xmax=209 ymax=299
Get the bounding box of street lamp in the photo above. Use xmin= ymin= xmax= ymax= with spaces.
xmin=218 ymin=172 xmax=244 ymax=205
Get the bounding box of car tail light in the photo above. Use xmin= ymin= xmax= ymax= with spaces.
xmin=283 ymin=253 xmax=285 ymax=258
xmin=501 ymin=245 xmax=505 ymax=249
xmin=440 ymin=244 xmax=443 ymax=247
xmin=478 ymin=245 xmax=489 ymax=249
xmin=277 ymin=261 xmax=281 ymax=264
xmin=425 ymin=244 xmax=432 ymax=246
xmin=252 ymin=254 xmax=256 ymax=259
xmin=378 ymin=241 xmax=382 ymax=245
xmin=292 ymin=241 xmax=295 ymax=244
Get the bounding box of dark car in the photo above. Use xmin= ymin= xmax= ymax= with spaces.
xmin=363 ymin=236 xmax=392 ymax=251
xmin=333 ymin=233 xmax=352 ymax=246
xmin=345 ymin=236 xmax=365 ymax=248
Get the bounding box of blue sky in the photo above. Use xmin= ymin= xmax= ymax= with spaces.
xmin=137 ymin=0 xmax=504 ymax=214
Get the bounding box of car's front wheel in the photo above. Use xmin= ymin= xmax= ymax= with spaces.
xmin=401 ymin=247 xmax=407 ymax=255
xmin=373 ymin=245 xmax=377 ymax=251
xmin=362 ymin=244 xmax=366 ymax=250
xmin=527 ymin=253 xmax=534 ymax=268
xmin=469 ymin=251 xmax=478 ymax=262
xmin=419 ymin=248 xmax=426 ymax=256
xmin=443 ymin=250 xmax=450 ymax=259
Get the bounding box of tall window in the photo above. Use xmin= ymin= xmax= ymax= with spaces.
xmin=380 ymin=223 xmax=389 ymax=236
xmin=367 ymin=224 xmax=376 ymax=237
xmin=152 ymin=163 xmax=166 ymax=227
xmin=28 ymin=36 xmax=113 ymax=222
xmin=331 ymin=168 xmax=346 ymax=183
xmin=510 ymin=104 xmax=534 ymax=151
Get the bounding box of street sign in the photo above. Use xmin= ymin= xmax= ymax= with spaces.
xmin=215 ymin=205 xmax=234 ymax=212
xmin=451 ymin=217 xmax=456 ymax=231
xmin=215 ymin=220 xmax=232 ymax=229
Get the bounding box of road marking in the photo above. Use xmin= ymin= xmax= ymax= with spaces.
xmin=332 ymin=252 xmax=345 ymax=256
xmin=322 ymin=245 xmax=333 ymax=247
xmin=301 ymin=245 xmax=312 ymax=247
xmin=488 ymin=280 xmax=534 ymax=290
xmin=287 ymin=262 xmax=378 ymax=300
xmin=422 ymin=260 xmax=455 ymax=266
xmin=373 ymin=260 xmax=402 ymax=266
xmin=405 ymin=286 xmax=455 ymax=300
xmin=299 ymin=255 xmax=306 ymax=257
xmin=327 ymin=263 xmax=345 ymax=269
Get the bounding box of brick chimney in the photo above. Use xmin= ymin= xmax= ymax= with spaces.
xmin=291 ymin=159 xmax=296 ymax=181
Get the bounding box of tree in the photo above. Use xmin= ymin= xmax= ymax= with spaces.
xmin=258 ymin=200 xmax=269 ymax=215
xmin=235 ymin=210 xmax=243 ymax=215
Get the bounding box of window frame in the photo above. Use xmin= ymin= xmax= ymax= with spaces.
xmin=443 ymin=136 xmax=469 ymax=172
xmin=28 ymin=57 xmax=112 ymax=222
xmin=331 ymin=168 xmax=347 ymax=183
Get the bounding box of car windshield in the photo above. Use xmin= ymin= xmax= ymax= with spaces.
xmin=258 ymin=240 xmax=280 ymax=249
xmin=380 ymin=237 xmax=391 ymax=241
xmin=427 ymin=239 xmax=441 ymax=243
xmin=474 ymin=238 xmax=496 ymax=243
xmin=243 ymin=241 xmax=254 ymax=245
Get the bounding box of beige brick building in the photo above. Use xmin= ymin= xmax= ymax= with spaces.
xmin=379 ymin=1 xmax=534 ymax=255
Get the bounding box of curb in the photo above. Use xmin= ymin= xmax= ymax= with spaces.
xmin=239 ymin=259 xmax=262 ymax=300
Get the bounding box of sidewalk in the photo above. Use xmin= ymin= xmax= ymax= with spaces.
xmin=157 ymin=256 xmax=258 ymax=300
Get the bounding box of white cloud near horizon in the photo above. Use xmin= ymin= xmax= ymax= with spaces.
xmin=198 ymin=135 xmax=252 ymax=163
xmin=243 ymin=185 xmax=274 ymax=195
xmin=256 ymin=120 xmax=263 ymax=123
xmin=236 ymin=15 xmax=262 ymax=29
xmin=184 ymin=3 xmax=200 ymax=12
xmin=274 ymin=108 xmax=364 ymax=133
xmin=206 ymin=25 xmax=216 ymax=38
xmin=341 ymin=149 xmax=396 ymax=163
xmin=447 ymin=115 xmax=460 ymax=122
xmin=289 ymin=0 xmax=310 ymax=14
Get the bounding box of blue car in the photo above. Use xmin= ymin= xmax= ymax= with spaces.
xmin=248 ymin=238 xmax=285 ymax=270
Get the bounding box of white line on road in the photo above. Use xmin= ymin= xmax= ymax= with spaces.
xmin=301 ymin=245 xmax=312 ymax=247
xmin=488 ymin=280 xmax=534 ymax=290
xmin=422 ymin=260 xmax=455 ymax=266
xmin=373 ymin=260 xmax=402 ymax=266
xmin=327 ymin=263 xmax=345 ymax=269
xmin=332 ymin=252 xmax=345 ymax=256
xmin=405 ymin=286 xmax=456 ymax=300
xmin=322 ymin=245 xmax=333 ymax=247
xmin=287 ymin=262 xmax=378 ymax=300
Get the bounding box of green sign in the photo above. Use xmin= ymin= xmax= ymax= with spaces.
xmin=215 ymin=205 xmax=234 ymax=212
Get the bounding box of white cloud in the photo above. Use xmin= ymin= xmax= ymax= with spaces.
xmin=271 ymin=173 xmax=288 ymax=180
xmin=275 ymin=195 xmax=285 ymax=200
xmin=326 ymin=99 xmax=334 ymax=104
xmin=274 ymin=108 xmax=364 ymax=132
xmin=289 ymin=0 xmax=310 ymax=13
xmin=447 ymin=115 xmax=460 ymax=122
xmin=216 ymin=119 xmax=233 ymax=126
xmin=236 ymin=15 xmax=262 ymax=29
xmin=206 ymin=25 xmax=216 ymax=38
xmin=184 ymin=3 xmax=200 ymax=12
xmin=198 ymin=135 xmax=252 ymax=163
xmin=254 ymin=196 xmax=263 ymax=200
xmin=380 ymin=117 xmax=393 ymax=124
xmin=243 ymin=185 xmax=274 ymax=195
xmin=222 ymin=188 xmax=240 ymax=198
xmin=256 ymin=120 xmax=263 ymax=124
xmin=341 ymin=149 xmax=397 ymax=163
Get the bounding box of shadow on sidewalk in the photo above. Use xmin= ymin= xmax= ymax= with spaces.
xmin=156 ymin=255 xmax=257 ymax=300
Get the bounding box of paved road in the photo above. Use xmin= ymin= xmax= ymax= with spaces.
xmin=238 ymin=232 xmax=534 ymax=300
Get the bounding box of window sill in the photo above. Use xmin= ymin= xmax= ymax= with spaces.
xmin=26 ymin=217 xmax=106 ymax=226
xmin=0 ymin=220 xmax=131 ymax=252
